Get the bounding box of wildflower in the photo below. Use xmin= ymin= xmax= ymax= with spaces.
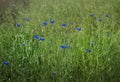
xmin=90 ymin=14 xmax=94 ymax=17
xmin=98 ymin=18 xmax=102 ymax=22
xmin=60 ymin=45 xmax=71 ymax=49
xmin=61 ymin=45 xmax=68 ymax=49
xmin=61 ymin=23 xmax=67 ymax=27
xmin=40 ymin=37 xmax=45 ymax=41
xmin=16 ymin=23 xmax=22 ymax=27
xmin=86 ymin=48 xmax=91 ymax=53
xmin=105 ymin=14 xmax=109 ymax=17
xmin=3 ymin=61 xmax=10 ymax=65
xmin=76 ymin=27 xmax=82 ymax=31
xmin=34 ymin=35 xmax=39 ymax=39
xmin=50 ymin=20 xmax=55 ymax=24
xmin=42 ymin=22 xmax=47 ymax=26
xmin=24 ymin=18 xmax=30 ymax=22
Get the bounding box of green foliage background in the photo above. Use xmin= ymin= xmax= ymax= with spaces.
xmin=0 ymin=0 xmax=120 ymax=82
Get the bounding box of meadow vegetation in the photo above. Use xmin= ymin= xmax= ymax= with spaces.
xmin=0 ymin=0 xmax=120 ymax=82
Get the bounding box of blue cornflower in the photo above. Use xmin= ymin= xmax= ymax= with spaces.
xmin=50 ymin=20 xmax=55 ymax=24
xmin=34 ymin=35 xmax=39 ymax=39
xmin=40 ymin=37 xmax=45 ymax=41
xmin=61 ymin=23 xmax=67 ymax=27
xmin=105 ymin=14 xmax=109 ymax=17
xmin=61 ymin=45 xmax=68 ymax=49
xmin=42 ymin=22 xmax=47 ymax=26
xmin=60 ymin=45 xmax=71 ymax=49
xmin=3 ymin=61 xmax=10 ymax=65
xmin=76 ymin=27 xmax=82 ymax=31
xmin=98 ymin=18 xmax=102 ymax=22
xmin=90 ymin=14 xmax=94 ymax=17
xmin=24 ymin=18 xmax=30 ymax=22
xmin=16 ymin=23 xmax=22 ymax=27
xmin=86 ymin=48 xmax=91 ymax=53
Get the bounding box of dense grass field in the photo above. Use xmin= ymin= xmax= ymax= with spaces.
xmin=0 ymin=0 xmax=120 ymax=82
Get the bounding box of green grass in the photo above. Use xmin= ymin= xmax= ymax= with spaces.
xmin=0 ymin=0 xmax=120 ymax=82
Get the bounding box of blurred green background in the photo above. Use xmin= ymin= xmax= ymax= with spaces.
xmin=0 ymin=0 xmax=120 ymax=82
